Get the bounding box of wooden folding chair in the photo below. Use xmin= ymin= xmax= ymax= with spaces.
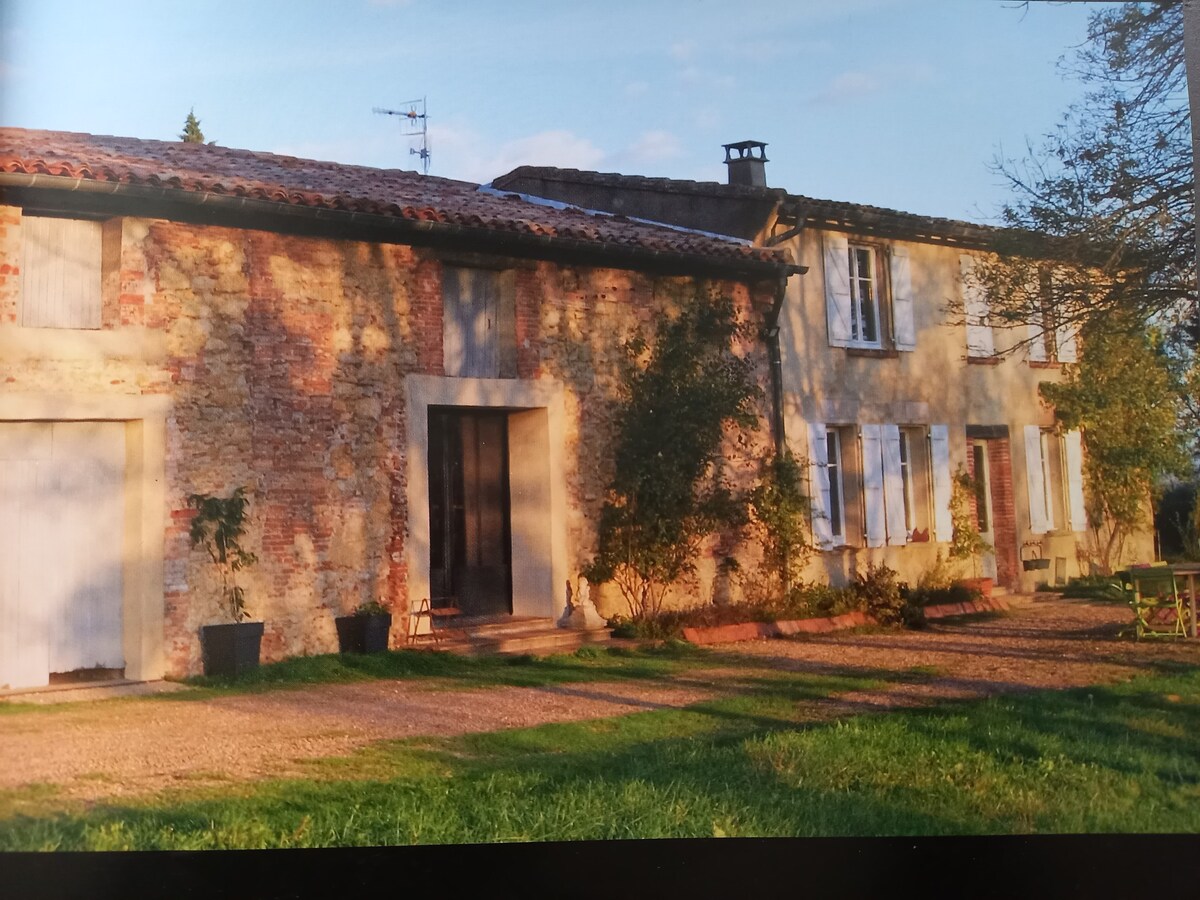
xmin=407 ymin=596 xmax=463 ymax=644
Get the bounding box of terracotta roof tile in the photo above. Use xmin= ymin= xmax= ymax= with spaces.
xmin=495 ymin=165 xmax=1009 ymax=249
xmin=0 ymin=129 xmax=793 ymax=271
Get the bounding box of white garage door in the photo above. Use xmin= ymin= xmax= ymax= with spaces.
xmin=0 ymin=422 xmax=125 ymax=690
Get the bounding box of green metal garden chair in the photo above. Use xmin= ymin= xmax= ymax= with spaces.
xmin=1121 ymin=567 xmax=1188 ymax=639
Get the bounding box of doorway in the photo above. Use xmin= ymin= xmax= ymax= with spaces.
xmin=428 ymin=409 xmax=513 ymax=617
xmin=970 ymin=440 xmax=999 ymax=581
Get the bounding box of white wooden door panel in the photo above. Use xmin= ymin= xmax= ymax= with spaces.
xmin=0 ymin=422 xmax=125 ymax=688
xmin=0 ymin=461 xmax=51 ymax=689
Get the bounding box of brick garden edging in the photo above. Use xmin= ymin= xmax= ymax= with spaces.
xmin=680 ymin=596 xmax=1011 ymax=646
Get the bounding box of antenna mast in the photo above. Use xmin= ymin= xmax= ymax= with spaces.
xmin=372 ymin=97 xmax=430 ymax=175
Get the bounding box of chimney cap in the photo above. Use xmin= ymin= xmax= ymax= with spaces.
xmin=723 ymin=140 xmax=768 ymax=163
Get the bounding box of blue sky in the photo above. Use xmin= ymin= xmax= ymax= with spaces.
xmin=1 ymin=1 xmax=1101 ymax=223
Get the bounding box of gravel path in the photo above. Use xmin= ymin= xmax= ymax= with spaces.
xmin=2 ymin=595 xmax=1197 ymax=805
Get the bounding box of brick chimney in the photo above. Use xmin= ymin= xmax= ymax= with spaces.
xmin=723 ymin=140 xmax=768 ymax=187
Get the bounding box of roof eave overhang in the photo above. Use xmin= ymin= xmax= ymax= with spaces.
xmin=0 ymin=172 xmax=800 ymax=282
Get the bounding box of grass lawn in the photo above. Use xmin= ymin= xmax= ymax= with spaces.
xmin=1 ymin=652 xmax=1197 ymax=849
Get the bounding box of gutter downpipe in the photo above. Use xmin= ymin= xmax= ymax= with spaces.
xmin=764 ymin=270 xmax=790 ymax=457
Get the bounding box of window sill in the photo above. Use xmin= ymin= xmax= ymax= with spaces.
xmin=1027 ymin=360 xmax=1062 ymax=369
xmin=845 ymin=347 xmax=899 ymax=359
xmin=966 ymin=355 xmax=1001 ymax=366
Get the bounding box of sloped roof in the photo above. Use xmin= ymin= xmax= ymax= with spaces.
xmin=0 ymin=129 xmax=794 ymax=273
xmin=495 ymin=165 xmax=1007 ymax=249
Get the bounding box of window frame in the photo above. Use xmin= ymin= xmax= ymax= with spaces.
xmin=847 ymin=243 xmax=881 ymax=347
xmin=826 ymin=428 xmax=846 ymax=546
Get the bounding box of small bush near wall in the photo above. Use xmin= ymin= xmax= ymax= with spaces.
xmin=608 ymin=571 xmax=929 ymax=639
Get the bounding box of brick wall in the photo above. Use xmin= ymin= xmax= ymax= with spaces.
xmin=1 ymin=207 xmax=776 ymax=674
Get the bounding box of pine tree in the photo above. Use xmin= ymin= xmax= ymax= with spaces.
xmin=180 ymin=109 xmax=206 ymax=144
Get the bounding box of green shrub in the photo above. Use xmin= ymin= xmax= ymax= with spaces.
xmin=851 ymin=563 xmax=908 ymax=626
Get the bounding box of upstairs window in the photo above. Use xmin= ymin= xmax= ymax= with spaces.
xmin=823 ymin=235 xmax=915 ymax=352
xmin=20 ymin=215 xmax=103 ymax=329
xmin=1027 ymin=269 xmax=1078 ymax=364
xmin=848 ymin=245 xmax=879 ymax=344
xmin=442 ymin=266 xmax=517 ymax=378
xmin=959 ymin=254 xmax=994 ymax=359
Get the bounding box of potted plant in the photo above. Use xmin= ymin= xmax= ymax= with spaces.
xmin=188 ymin=487 xmax=262 ymax=677
xmin=335 ymin=600 xmax=393 ymax=654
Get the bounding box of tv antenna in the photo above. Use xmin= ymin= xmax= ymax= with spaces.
xmin=373 ymin=97 xmax=430 ymax=175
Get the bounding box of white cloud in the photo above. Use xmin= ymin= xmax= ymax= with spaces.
xmin=623 ymin=130 xmax=683 ymax=165
xmin=810 ymin=71 xmax=881 ymax=104
xmin=434 ymin=125 xmax=606 ymax=183
xmin=808 ymin=63 xmax=934 ymax=106
xmin=669 ymin=39 xmax=698 ymax=62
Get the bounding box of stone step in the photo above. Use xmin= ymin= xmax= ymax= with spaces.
xmin=417 ymin=625 xmax=612 ymax=657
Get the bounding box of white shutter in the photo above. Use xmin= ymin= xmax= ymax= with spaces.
xmin=807 ymin=423 xmax=834 ymax=549
xmin=21 ymin=216 xmax=103 ymax=329
xmin=960 ymin=254 xmax=993 ymax=357
xmin=1024 ymin=425 xmax=1050 ymax=534
xmin=1056 ymin=322 xmax=1078 ymax=363
xmin=1064 ymin=429 xmax=1087 ymax=532
xmin=1027 ymin=320 xmax=1048 ymax=362
xmin=823 ymin=234 xmax=853 ymax=347
xmin=861 ymin=424 xmax=886 ymax=548
xmin=881 ymin=424 xmax=908 ymax=545
xmin=929 ymin=425 xmax=953 ymax=542
xmin=889 ymin=247 xmax=916 ymax=351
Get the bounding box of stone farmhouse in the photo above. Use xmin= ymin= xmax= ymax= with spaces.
xmin=496 ymin=140 xmax=1154 ymax=595
xmin=0 ymin=129 xmax=797 ymax=689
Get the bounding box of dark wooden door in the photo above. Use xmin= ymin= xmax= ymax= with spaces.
xmin=428 ymin=409 xmax=512 ymax=617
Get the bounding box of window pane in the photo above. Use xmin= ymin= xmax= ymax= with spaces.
xmin=899 ymin=432 xmax=913 ymax=531
xmin=972 ymin=443 xmax=989 ymax=533
xmin=826 ymin=431 xmax=843 ymax=540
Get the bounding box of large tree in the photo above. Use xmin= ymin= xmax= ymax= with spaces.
xmin=983 ymin=2 xmax=1196 ymax=438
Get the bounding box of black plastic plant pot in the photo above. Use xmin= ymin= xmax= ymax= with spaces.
xmin=200 ymin=621 xmax=264 ymax=677
xmin=335 ymin=613 xmax=392 ymax=654
xmin=1023 ymin=558 xmax=1051 ymax=571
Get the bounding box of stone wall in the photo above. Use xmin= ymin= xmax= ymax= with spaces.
xmin=1 ymin=206 xmax=778 ymax=674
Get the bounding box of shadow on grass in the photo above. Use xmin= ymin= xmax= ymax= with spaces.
xmin=4 ymin=666 xmax=1199 ymax=847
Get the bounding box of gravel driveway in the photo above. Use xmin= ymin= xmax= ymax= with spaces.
xmin=2 ymin=595 xmax=1197 ymax=805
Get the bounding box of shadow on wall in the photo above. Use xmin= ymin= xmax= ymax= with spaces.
xmin=158 ymin=224 xmax=430 ymax=674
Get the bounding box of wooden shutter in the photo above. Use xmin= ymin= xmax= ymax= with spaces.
xmin=861 ymin=424 xmax=886 ymax=548
xmin=929 ymin=425 xmax=953 ymax=542
xmin=1027 ymin=320 xmax=1048 ymax=362
xmin=889 ymin=247 xmax=916 ymax=351
xmin=21 ymin=216 xmax=103 ymax=329
xmin=1024 ymin=425 xmax=1050 ymax=534
xmin=823 ymin=234 xmax=853 ymax=347
xmin=1064 ymin=429 xmax=1087 ymax=532
xmin=807 ymin=423 xmax=834 ymax=549
xmin=881 ymin=424 xmax=908 ymax=545
xmin=443 ymin=267 xmax=510 ymax=378
xmin=1055 ymin=323 xmax=1078 ymax=363
xmin=960 ymin=254 xmax=993 ymax=357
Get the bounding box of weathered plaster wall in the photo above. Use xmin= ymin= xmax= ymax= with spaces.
xmin=778 ymin=228 xmax=1154 ymax=589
